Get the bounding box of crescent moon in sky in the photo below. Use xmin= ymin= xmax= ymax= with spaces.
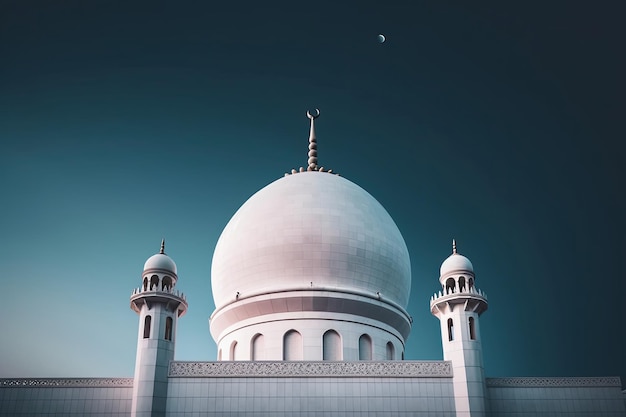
xmin=377 ymin=34 xmax=386 ymax=43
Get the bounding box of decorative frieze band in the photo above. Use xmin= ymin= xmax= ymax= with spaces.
xmin=0 ymin=378 xmax=133 ymax=388
xmin=169 ymin=361 xmax=452 ymax=378
xmin=486 ymin=376 xmax=622 ymax=387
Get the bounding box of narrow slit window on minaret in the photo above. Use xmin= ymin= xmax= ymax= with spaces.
xmin=447 ymin=318 xmax=454 ymax=341
xmin=142 ymin=277 xmax=148 ymax=291
xmin=468 ymin=277 xmax=474 ymax=290
xmin=459 ymin=276 xmax=466 ymax=292
xmin=469 ymin=317 xmax=476 ymax=340
xmin=165 ymin=317 xmax=173 ymax=341
xmin=143 ymin=315 xmax=151 ymax=339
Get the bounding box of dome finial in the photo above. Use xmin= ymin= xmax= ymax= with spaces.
xmin=306 ymin=109 xmax=320 ymax=170
xmin=160 ymin=238 xmax=166 ymax=254
xmin=452 ymin=239 xmax=457 ymax=254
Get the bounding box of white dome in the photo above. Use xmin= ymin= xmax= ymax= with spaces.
xmin=211 ymin=171 xmax=411 ymax=309
xmin=144 ymin=253 xmax=177 ymax=274
xmin=440 ymin=253 xmax=473 ymax=277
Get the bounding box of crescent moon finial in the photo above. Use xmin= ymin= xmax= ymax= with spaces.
xmin=306 ymin=108 xmax=320 ymax=120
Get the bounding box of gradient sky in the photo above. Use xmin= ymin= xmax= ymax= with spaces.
xmin=1 ymin=1 xmax=624 ymax=386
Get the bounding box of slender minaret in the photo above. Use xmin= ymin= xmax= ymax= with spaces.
xmin=129 ymin=240 xmax=188 ymax=417
xmin=430 ymin=240 xmax=488 ymax=417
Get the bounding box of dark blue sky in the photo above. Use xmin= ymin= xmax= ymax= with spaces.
xmin=1 ymin=1 xmax=624 ymax=385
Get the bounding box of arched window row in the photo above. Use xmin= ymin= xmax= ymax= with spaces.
xmin=443 ymin=275 xmax=475 ymax=294
xmin=445 ymin=317 xmax=477 ymax=342
xmin=228 ymin=330 xmax=403 ymax=361
xmin=141 ymin=275 xmax=174 ymax=292
xmin=142 ymin=315 xmax=175 ymax=341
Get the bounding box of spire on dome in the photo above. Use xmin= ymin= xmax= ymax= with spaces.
xmin=452 ymin=239 xmax=457 ymax=254
xmin=160 ymin=239 xmax=166 ymax=254
xmin=285 ymin=109 xmax=337 ymax=176
xmin=306 ymin=109 xmax=320 ymax=170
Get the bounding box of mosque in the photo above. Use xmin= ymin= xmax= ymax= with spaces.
xmin=0 ymin=111 xmax=624 ymax=416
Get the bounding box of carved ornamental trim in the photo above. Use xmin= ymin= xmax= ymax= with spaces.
xmin=486 ymin=376 xmax=622 ymax=387
xmin=0 ymin=378 xmax=133 ymax=388
xmin=169 ymin=361 xmax=452 ymax=378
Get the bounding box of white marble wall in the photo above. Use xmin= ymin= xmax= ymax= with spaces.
xmin=0 ymin=381 xmax=132 ymax=416
xmin=166 ymin=376 xmax=456 ymax=416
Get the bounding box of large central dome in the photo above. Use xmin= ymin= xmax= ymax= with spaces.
xmin=211 ymin=171 xmax=411 ymax=310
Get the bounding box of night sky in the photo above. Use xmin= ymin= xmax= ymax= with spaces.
xmin=1 ymin=1 xmax=624 ymax=386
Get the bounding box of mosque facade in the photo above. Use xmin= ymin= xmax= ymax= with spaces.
xmin=1 ymin=111 xmax=624 ymax=417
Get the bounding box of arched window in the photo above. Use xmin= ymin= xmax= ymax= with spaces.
xmin=468 ymin=277 xmax=474 ymax=291
xmin=469 ymin=317 xmax=476 ymax=340
xmin=445 ymin=278 xmax=456 ymax=294
xmin=459 ymin=276 xmax=466 ymax=292
xmin=165 ymin=317 xmax=173 ymax=341
xmin=251 ymin=334 xmax=265 ymax=360
xmin=162 ymin=276 xmax=172 ymax=292
xmin=143 ymin=315 xmax=151 ymax=339
xmin=142 ymin=277 xmax=148 ymax=291
xmin=386 ymin=342 xmax=395 ymax=360
xmin=322 ymin=330 xmax=342 ymax=361
xmin=150 ymin=275 xmax=159 ymax=290
xmin=358 ymin=334 xmax=372 ymax=360
xmin=230 ymin=341 xmax=238 ymax=361
xmin=283 ymin=330 xmax=303 ymax=361
xmin=447 ymin=318 xmax=454 ymax=341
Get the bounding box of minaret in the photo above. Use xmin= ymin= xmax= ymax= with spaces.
xmin=129 ymin=240 xmax=188 ymax=417
xmin=430 ymin=240 xmax=488 ymax=417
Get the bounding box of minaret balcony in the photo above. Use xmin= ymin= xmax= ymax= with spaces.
xmin=429 ymin=286 xmax=488 ymax=315
xmin=130 ymin=286 xmax=188 ymax=316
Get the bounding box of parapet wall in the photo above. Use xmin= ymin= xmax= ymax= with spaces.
xmin=487 ymin=376 xmax=626 ymax=416
xmin=166 ymin=361 xmax=456 ymax=416
xmin=0 ymin=378 xmax=133 ymax=417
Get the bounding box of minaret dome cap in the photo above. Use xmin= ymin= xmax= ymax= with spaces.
xmin=143 ymin=239 xmax=177 ymax=274
xmin=439 ymin=239 xmax=474 ymax=277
